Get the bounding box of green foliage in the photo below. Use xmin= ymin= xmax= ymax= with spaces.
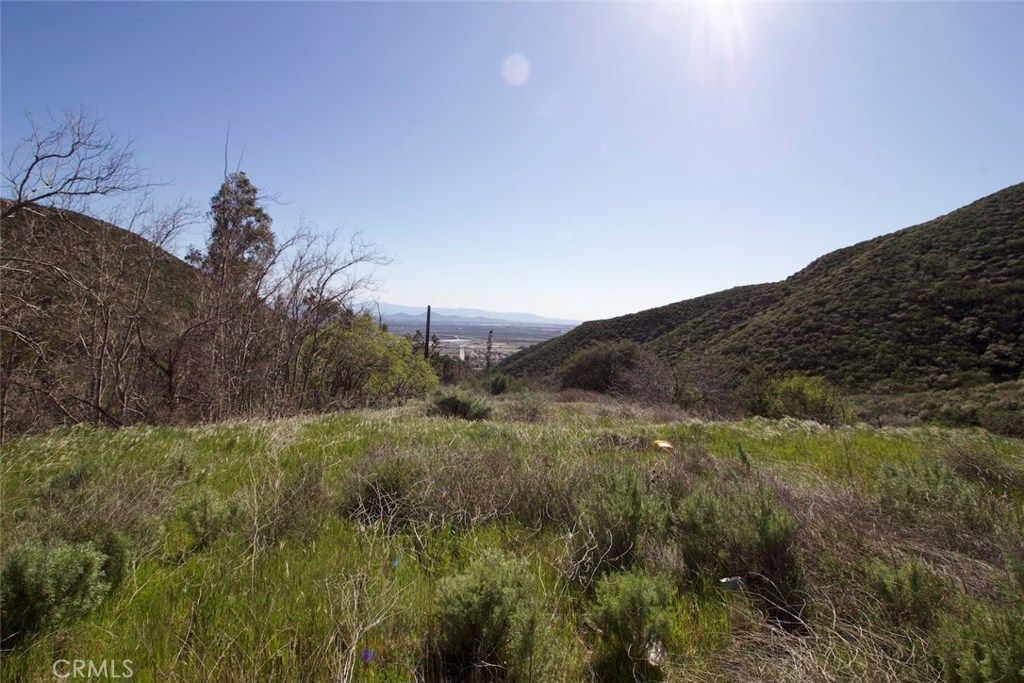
xmin=559 ymin=341 xmax=642 ymax=393
xmin=668 ymin=482 xmax=805 ymax=624
xmin=745 ymin=373 xmax=850 ymax=425
xmin=302 ymin=314 xmax=438 ymax=409
xmin=935 ymin=600 xmax=1024 ymax=683
xmin=571 ymin=469 xmax=649 ymax=584
xmin=877 ymin=461 xmax=996 ymax=546
xmin=558 ymin=341 xmax=673 ymax=403
xmin=864 ymin=557 xmax=945 ymax=630
xmin=488 ymin=373 xmax=512 ymax=395
xmin=1 ymin=540 xmax=111 ymax=645
xmin=198 ymin=171 xmax=276 ymax=281
xmin=434 ymin=549 xmax=557 ymax=681
xmin=163 ymin=491 xmax=236 ymax=561
xmin=430 ymin=390 xmax=492 ymax=421
xmin=431 ymin=353 xmax=473 ymax=385
xmin=587 ymin=571 xmax=673 ymax=682
xmin=854 ymin=380 xmax=1024 ymax=437
xmin=503 ymin=183 xmax=1024 ymax=399
xmin=89 ymin=529 xmax=130 ymax=593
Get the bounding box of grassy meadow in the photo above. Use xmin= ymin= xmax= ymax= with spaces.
xmin=2 ymin=393 xmax=1023 ymax=682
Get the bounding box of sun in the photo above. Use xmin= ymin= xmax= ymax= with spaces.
xmin=654 ymin=1 xmax=751 ymax=82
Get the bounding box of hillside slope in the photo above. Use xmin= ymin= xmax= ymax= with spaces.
xmin=501 ymin=183 xmax=1024 ymax=391
xmin=1 ymin=200 xmax=198 ymax=433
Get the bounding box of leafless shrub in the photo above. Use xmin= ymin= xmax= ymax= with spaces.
xmin=240 ymin=458 xmax=330 ymax=555
xmin=677 ymin=599 xmax=932 ymax=683
xmin=612 ymin=352 xmax=675 ymax=405
xmin=941 ymin=444 xmax=1024 ymax=492
xmin=645 ymin=445 xmax=745 ymax=504
xmin=594 ymin=431 xmax=649 ymax=452
xmin=554 ymin=388 xmax=614 ymax=404
xmin=325 ymin=572 xmax=403 ymax=683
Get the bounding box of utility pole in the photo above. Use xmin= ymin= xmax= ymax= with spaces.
xmin=424 ymin=305 xmax=431 ymax=360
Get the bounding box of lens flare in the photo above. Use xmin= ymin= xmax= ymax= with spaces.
xmin=502 ymin=53 xmax=531 ymax=87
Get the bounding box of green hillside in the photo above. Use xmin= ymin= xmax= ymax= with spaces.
xmin=501 ymin=183 xmax=1024 ymax=392
xmin=3 ymin=400 xmax=1023 ymax=681
xmin=0 ymin=200 xmax=198 ymax=310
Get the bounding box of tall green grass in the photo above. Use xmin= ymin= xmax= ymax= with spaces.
xmin=2 ymin=395 xmax=1021 ymax=681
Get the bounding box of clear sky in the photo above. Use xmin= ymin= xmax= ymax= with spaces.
xmin=3 ymin=1 xmax=1022 ymax=321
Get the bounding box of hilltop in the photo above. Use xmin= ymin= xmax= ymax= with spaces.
xmin=501 ymin=183 xmax=1024 ymax=393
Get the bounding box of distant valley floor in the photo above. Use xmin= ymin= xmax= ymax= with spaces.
xmin=384 ymin=320 xmax=575 ymax=367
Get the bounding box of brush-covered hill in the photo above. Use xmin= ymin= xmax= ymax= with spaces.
xmin=1 ymin=199 xmax=198 ymax=433
xmin=501 ymin=183 xmax=1024 ymax=392
xmin=0 ymin=199 xmax=198 ymax=313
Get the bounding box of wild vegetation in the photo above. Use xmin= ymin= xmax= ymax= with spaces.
xmin=501 ymin=183 xmax=1024 ymax=432
xmin=2 ymin=394 xmax=1022 ymax=681
xmin=3 ymin=113 xmax=1023 ymax=682
xmin=1 ymin=112 xmax=436 ymax=439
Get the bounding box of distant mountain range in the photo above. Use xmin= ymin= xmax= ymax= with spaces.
xmin=365 ymin=303 xmax=580 ymax=327
xmin=501 ymin=183 xmax=1024 ymax=393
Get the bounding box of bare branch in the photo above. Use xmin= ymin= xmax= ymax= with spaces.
xmin=2 ymin=108 xmax=152 ymax=220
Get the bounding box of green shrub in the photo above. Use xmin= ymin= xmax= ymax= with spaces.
xmin=745 ymin=374 xmax=849 ymax=425
xmin=935 ymin=600 xmax=1024 ymax=683
xmin=488 ymin=373 xmax=512 ymax=395
xmin=1 ymin=540 xmax=111 ymax=646
xmin=559 ymin=341 xmax=673 ymax=403
xmin=430 ymin=390 xmax=492 ymax=421
xmin=164 ymin=491 xmax=237 ymax=561
xmin=587 ymin=571 xmax=673 ymax=682
xmin=877 ymin=461 xmax=997 ymax=554
xmin=865 ymin=557 xmax=945 ymax=630
xmin=571 ymin=470 xmax=651 ymax=585
xmin=668 ymin=482 xmax=805 ymax=625
xmin=182 ymin=491 xmax=235 ymax=549
xmin=560 ymin=341 xmax=641 ymax=393
xmin=89 ymin=529 xmax=130 ymax=592
xmin=434 ymin=549 xmax=557 ymax=681
xmin=300 ymin=314 xmax=438 ymax=409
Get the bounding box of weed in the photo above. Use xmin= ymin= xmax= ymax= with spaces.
xmin=587 ymin=570 xmax=673 ymax=682
xmin=1 ymin=540 xmax=111 ymax=647
xmin=865 ymin=557 xmax=946 ymax=630
xmin=667 ymin=480 xmax=806 ymax=626
xmin=433 ymin=549 xmax=557 ymax=681
xmin=935 ymin=600 xmax=1024 ymax=683
xmin=431 ymin=391 xmax=493 ymax=421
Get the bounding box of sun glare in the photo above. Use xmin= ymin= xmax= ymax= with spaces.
xmin=653 ymin=1 xmax=751 ymax=82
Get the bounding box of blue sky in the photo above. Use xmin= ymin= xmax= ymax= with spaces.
xmin=3 ymin=1 xmax=1022 ymax=321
